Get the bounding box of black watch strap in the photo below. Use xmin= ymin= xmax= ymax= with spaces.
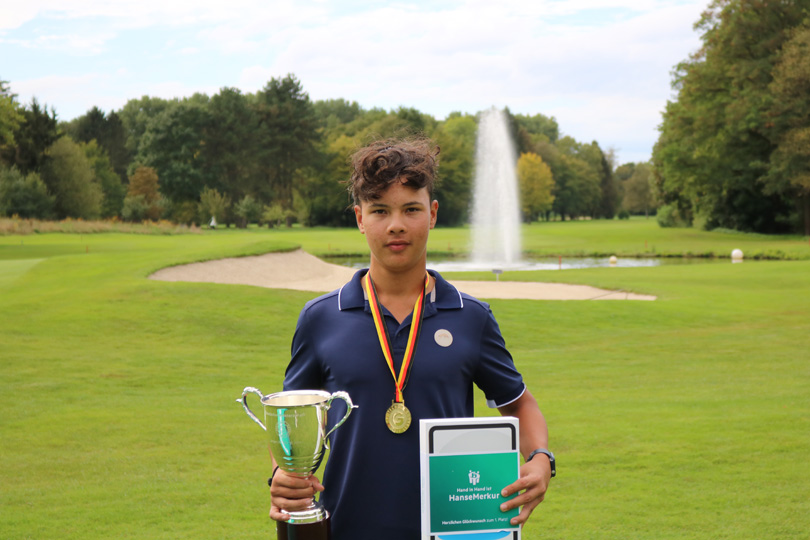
xmin=527 ymin=448 xmax=556 ymax=477
xmin=267 ymin=466 xmax=280 ymax=488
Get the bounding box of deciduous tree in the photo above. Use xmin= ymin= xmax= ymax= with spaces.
xmin=314 ymin=99 xmax=364 ymax=134
xmin=513 ymin=112 xmax=560 ymax=153
xmin=136 ymin=99 xmax=213 ymax=203
xmin=82 ymin=140 xmax=125 ymax=218
xmin=766 ymin=22 xmax=810 ymax=235
xmin=517 ymin=152 xmax=555 ymax=222
xmin=126 ymin=166 xmax=161 ymax=220
xmin=297 ymin=135 xmax=353 ymax=227
xmin=118 ymin=96 xmax=170 ymax=166
xmin=551 ymin=137 xmax=601 ymax=220
xmin=622 ymin=162 xmax=657 ymax=218
xmin=654 ymin=0 xmax=807 ymax=232
xmin=42 ymin=136 xmax=102 ymax=219
xmin=433 ymin=114 xmax=476 ymax=226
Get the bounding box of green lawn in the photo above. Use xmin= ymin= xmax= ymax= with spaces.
xmin=1 ymin=222 xmax=808 ymax=539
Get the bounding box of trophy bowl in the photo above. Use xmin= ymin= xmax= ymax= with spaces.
xmin=240 ymin=387 xmax=355 ymax=526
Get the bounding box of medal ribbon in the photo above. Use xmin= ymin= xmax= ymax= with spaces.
xmin=362 ymin=272 xmax=429 ymax=403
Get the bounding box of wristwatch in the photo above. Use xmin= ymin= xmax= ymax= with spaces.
xmin=527 ymin=448 xmax=556 ymax=478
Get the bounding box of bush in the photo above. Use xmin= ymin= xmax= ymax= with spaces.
xmin=198 ymin=187 xmax=231 ymax=226
xmin=656 ymin=203 xmax=690 ymax=228
xmin=169 ymin=200 xmax=199 ymax=225
xmin=233 ymin=195 xmax=262 ymax=228
xmin=0 ymin=167 xmax=55 ymax=219
xmin=0 ymin=216 xmax=201 ymax=235
xmin=261 ymin=203 xmax=285 ymax=228
xmin=617 ymin=209 xmax=630 ymax=220
xmin=292 ymin=190 xmax=310 ymax=227
xmin=121 ymin=194 xmax=147 ymax=222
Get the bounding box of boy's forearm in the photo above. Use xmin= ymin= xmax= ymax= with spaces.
xmin=498 ymin=389 xmax=549 ymax=459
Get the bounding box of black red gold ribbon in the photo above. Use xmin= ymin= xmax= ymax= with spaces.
xmin=362 ymin=272 xmax=430 ymax=404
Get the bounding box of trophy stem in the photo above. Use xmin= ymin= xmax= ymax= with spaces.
xmin=276 ymin=515 xmax=331 ymax=540
xmin=282 ymin=497 xmax=329 ymax=524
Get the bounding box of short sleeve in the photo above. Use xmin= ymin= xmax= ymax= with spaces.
xmin=284 ymin=305 xmax=325 ymax=391
xmin=473 ymin=306 xmax=526 ymax=408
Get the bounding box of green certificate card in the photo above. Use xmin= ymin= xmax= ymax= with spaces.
xmin=420 ymin=417 xmax=521 ymax=540
xmin=429 ymin=452 xmax=519 ymax=532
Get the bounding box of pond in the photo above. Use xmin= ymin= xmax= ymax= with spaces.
xmin=322 ymin=255 xmax=728 ymax=272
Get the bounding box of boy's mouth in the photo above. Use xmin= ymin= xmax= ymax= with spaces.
xmin=386 ymin=241 xmax=409 ymax=252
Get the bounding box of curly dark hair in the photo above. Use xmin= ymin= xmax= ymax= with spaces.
xmin=348 ymin=138 xmax=440 ymax=204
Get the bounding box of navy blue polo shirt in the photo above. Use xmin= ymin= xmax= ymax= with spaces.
xmin=284 ymin=269 xmax=525 ymax=540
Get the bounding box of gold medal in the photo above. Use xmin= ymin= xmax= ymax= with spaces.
xmin=385 ymin=401 xmax=412 ymax=434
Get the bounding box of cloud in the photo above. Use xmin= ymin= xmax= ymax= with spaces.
xmin=0 ymin=4 xmax=43 ymax=31
xmin=3 ymin=31 xmax=116 ymax=54
xmin=248 ymin=1 xmax=705 ymax=161
xmin=4 ymin=0 xmax=708 ymax=163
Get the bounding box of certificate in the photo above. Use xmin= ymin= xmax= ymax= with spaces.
xmin=419 ymin=417 xmax=521 ymax=540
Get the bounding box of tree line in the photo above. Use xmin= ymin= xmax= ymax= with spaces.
xmin=1 ymin=74 xmax=656 ymax=228
xmin=654 ymin=0 xmax=810 ymax=235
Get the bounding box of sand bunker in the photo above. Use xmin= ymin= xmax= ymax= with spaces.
xmin=149 ymin=249 xmax=656 ymax=301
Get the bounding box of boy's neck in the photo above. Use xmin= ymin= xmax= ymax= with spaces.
xmin=367 ymin=263 xmax=432 ymax=323
xmin=368 ymin=262 xmax=428 ymax=297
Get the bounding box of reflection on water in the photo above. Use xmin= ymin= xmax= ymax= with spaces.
xmin=322 ymin=255 xmax=725 ymax=272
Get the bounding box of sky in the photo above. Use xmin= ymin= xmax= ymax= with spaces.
xmin=1 ymin=0 xmax=708 ymax=165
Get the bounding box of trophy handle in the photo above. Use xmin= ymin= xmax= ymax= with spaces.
xmin=323 ymin=391 xmax=356 ymax=449
xmin=239 ymin=386 xmax=267 ymax=431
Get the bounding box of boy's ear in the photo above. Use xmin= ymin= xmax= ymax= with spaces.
xmin=354 ymin=205 xmax=365 ymax=234
xmin=430 ymin=199 xmax=439 ymax=229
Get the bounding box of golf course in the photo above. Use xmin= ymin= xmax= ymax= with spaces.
xmin=1 ymin=218 xmax=808 ymax=539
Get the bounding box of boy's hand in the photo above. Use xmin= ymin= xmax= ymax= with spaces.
xmin=498 ymin=456 xmax=550 ymax=526
xmin=269 ymin=470 xmax=325 ymax=522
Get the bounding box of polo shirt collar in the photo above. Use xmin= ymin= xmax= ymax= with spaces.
xmin=337 ymin=269 xmax=463 ymax=312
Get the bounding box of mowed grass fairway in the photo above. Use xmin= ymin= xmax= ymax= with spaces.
xmin=1 ymin=220 xmax=809 ymax=539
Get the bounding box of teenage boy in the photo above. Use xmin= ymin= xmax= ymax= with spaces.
xmin=269 ymin=139 xmax=553 ymax=540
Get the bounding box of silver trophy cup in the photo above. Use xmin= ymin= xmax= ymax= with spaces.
xmin=240 ymin=387 xmax=355 ymax=525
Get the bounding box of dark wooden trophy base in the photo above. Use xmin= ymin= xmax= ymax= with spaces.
xmin=276 ymin=516 xmax=331 ymax=540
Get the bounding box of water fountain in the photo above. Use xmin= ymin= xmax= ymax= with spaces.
xmin=470 ymin=107 xmax=522 ymax=267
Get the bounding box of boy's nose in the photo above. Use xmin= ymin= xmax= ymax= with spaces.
xmin=388 ymin=212 xmax=406 ymax=233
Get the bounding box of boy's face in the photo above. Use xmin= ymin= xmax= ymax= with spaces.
xmin=354 ymin=180 xmax=438 ymax=276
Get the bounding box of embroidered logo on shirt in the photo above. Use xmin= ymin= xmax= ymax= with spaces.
xmin=434 ymin=329 xmax=453 ymax=348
